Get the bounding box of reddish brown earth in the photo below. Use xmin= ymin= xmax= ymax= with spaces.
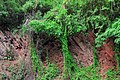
xmin=87 ymin=31 xmax=117 ymax=76
xmin=98 ymin=38 xmax=117 ymax=76
xmin=43 ymin=31 xmax=94 ymax=70
xmin=0 ymin=31 xmax=34 ymax=80
xmin=43 ymin=41 xmax=64 ymax=72
xmin=0 ymin=30 xmax=118 ymax=80
xmin=68 ymin=33 xmax=94 ymax=67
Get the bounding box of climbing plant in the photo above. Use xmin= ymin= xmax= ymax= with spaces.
xmin=18 ymin=0 xmax=120 ymax=79
xmin=1 ymin=0 xmax=120 ymax=79
xmin=29 ymin=2 xmax=87 ymax=78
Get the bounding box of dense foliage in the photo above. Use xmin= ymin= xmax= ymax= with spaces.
xmin=0 ymin=0 xmax=120 ymax=80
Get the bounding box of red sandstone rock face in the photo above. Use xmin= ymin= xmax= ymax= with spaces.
xmin=86 ymin=30 xmax=117 ymax=74
xmin=98 ymin=38 xmax=117 ymax=74
xmin=44 ymin=41 xmax=64 ymax=72
xmin=41 ymin=31 xmax=94 ymax=72
xmin=0 ymin=30 xmax=118 ymax=79
xmin=87 ymin=30 xmax=95 ymax=44
xmin=68 ymin=32 xmax=94 ymax=67
xmin=0 ymin=31 xmax=34 ymax=80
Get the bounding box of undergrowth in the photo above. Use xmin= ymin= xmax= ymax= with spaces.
xmin=106 ymin=69 xmax=119 ymax=80
xmin=30 ymin=42 xmax=60 ymax=80
xmin=0 ymin=0 xmax=120 ymax=79
xmin=19 ymin=0 xmax=120 ymax=79
xmin=0 ymin=62 xmax=26 ymax=80
xmin=72 ymin=66 xmax=100 ymax=80
xmin=72 ymin=66 xmax=120 ymax=80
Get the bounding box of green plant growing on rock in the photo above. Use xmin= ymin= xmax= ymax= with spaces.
xmin=95 ymin=19 xmax=120 ymax=47
xmin=40 ymin=63 xmax=60 ymax=80
xmin=30 ymin=42 xmax=59 ymax=80
xmin=30 ymin=43 xmax=42 ymax=79
xmin=95 ymin=18 xmax=120 ymax=72
xmin=106 ymin=69 xmax=119 ymax=80
xmin=71 ymin=66 xmax=100 ymax=80
xmin=29 ymin=1 xmax=87 ymax=79
xmin=21 ymin=0 xmax=120 ymax=79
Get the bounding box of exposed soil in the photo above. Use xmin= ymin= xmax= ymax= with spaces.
xmin=39 ymin=31 xmax=94 ymax=71
xmin=0 ymin=30 xmax=118 ymax=80
xmin=69 ymin=32 xmax=94 ymax=67
xmin=97 ymin=38 xmax=117 ymax=78
xmin=0 ymin=31 xmax=34 ymax=80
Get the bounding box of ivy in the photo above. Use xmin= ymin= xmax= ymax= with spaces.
xmin=28 ymin=1 xmax=88 ymax=79
xmin=20 ymin=0 xmax=120 ymax=79
xmin=5 ymin=0 xmax=119 ymax=79
xmin=30 ymin=42 xmax=59 ymax=80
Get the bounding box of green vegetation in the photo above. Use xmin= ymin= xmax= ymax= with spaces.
xmin=30 ymin=42 xmax=60 ymax=80
xmin=72 ymin=66 xmax=100 ymax=80
xmin=106 ymin=69 xmax=120 ymax=80
xmin=0 ymin=62 xmax=26 ymax=80
xmin=0 ymin=0 xmax=120 ymax=80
